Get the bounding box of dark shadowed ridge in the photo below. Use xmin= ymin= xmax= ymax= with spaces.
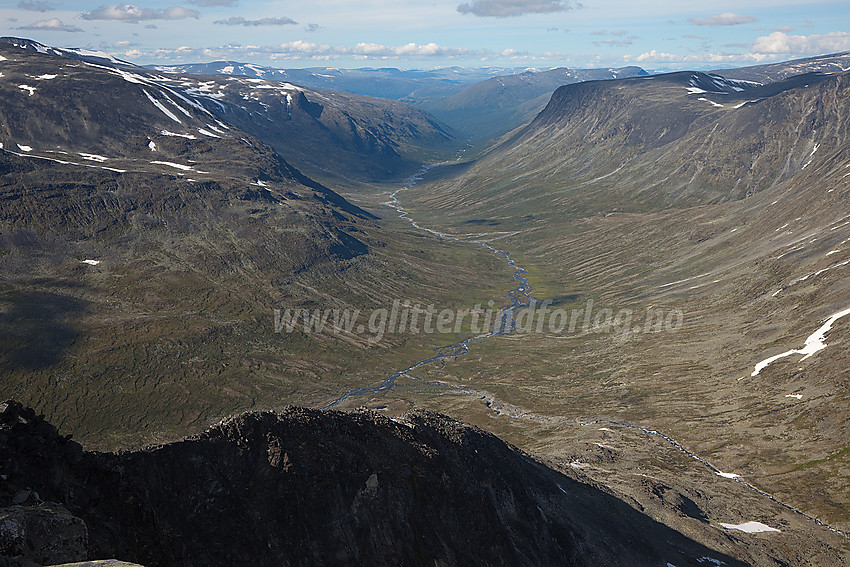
xmin=0 ymin=401 xmax=747 ymax=567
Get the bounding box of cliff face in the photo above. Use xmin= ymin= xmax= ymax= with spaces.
xmin=0 ymin=401 xmax=743 ymax=566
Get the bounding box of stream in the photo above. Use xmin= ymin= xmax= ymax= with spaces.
xmin=321 ymin=167 xmax=534 ymax=410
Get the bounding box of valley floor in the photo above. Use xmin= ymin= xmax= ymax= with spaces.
xmin=323 ymin=164 xmax=850 ymax=566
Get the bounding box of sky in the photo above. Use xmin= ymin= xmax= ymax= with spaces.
xmin=2 ymin=0 xmax=850 ymax=71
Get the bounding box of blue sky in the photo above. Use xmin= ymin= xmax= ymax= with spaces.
xmin=2 ymin=0 xmax=850 ymax=70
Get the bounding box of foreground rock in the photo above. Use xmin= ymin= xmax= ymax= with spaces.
xmin=0 ymin=503 xmax=86 ymax=565
xmin=0 ymin=401 xmax=744 ymax=566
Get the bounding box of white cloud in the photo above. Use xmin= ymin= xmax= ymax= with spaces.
xmin=81 ymin=5 xmax=200 ymax=22
xmin=17 ymin=18 xmax=83 ymax=32
xmin=751 ymin=31 xmax=850 ymax=55
xmin=689 ymin=12 xmax=757 ymax=26
xmin=284 ymin=40 xmax=321 ymax=52
xmin=215 ymin=16 xmax=298 ymax=26
xmin=632 ymin=50 xmax=682 ymax=63
xmin=350 ymin=42 xmax=477 ymax=58
xmin=457 ymin=0 xmax=575 ymax=18
xmin=624 ymin=50 xmax=754 ymax=65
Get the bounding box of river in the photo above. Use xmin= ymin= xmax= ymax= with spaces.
xmin=321 ymin=167 xmax=535 ymax=410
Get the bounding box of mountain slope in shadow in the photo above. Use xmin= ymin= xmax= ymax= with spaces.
xmin=0 ymin=401 xmax=746 ymax=567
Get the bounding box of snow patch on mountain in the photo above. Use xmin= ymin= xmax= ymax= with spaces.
xmin=698 ymin=97 xmax=724 ymax=108
xmin=0 ymin=144 xmax=127 ymax=173
xmin=79 ymin=152 xmax=108 ymax=162
xmin=160 ymin=130 xmax=196 ymax=139
xmin=158 ymin=90 xmax=192 ymax=118
xmin=687 ymin=73 xmax=760 ymax=97
xmin=59 ymin=47 xmax=128 ymax=66
xmin=151 ymin=160 xmax=195 ymax=171
xmin=719 ymin=521 xmax=780 ymax=534
xmin=143 ymin=90 xmax=182 ymax=124
xmin=751 ymin=306 xmax=850 ymax=376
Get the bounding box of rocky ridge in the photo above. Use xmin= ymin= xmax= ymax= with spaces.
xmin=0 ymin=401 xmax=744 ymax=567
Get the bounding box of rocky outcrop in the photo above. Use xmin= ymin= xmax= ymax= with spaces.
xmin=0 ymin=401 xmax=745 ymax=566
xmin=0 ymin=503 xmax=87 ymax=565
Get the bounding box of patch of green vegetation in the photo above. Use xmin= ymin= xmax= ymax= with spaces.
xmin=792 ymin=446 xmax=850 ymax=472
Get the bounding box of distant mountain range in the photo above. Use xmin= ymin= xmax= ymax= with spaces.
xmin=149 ymin=61 xmax=534 ymax=101
xmin=1 ymin=37 xmax=460 ymax=184
xmin=150 ymin=53 xmax=850 ymax=151
xmin=417 ymin=65 xmax=648 ymax=147
xmin=150 ymin=58 xmax=651 ymax=148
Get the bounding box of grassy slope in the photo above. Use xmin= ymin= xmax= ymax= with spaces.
xmin=331 ymin=70 xmax=850 ymax=564
xmin=0 ymin=153 xmax=512 ymax=449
